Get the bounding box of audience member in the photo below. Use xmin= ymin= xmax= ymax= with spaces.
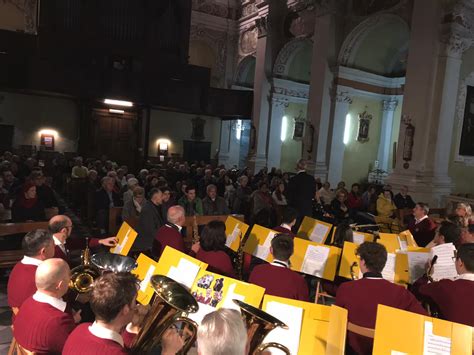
xmin=346 ymin=183 xmax=363 ymax=210
xmin=232 ymin=175 xmax=252 ymax=218
xmin=407 ymin=203 xmax=437 ymax=247
xmin=95 ymin=176 xmax=122 ymax=234
xmin=361 ymin=184 xmax=377 ymax=214
xmin=122 ymin=186 xmax=145 ymax=220
xmin=202 ymin=184 xmax=230 ymax=216
xmin=179 ymin=185 xmax=203 ymax=216
xmin=317 ymin=182 xmax=334 ymax=206
xmin=133 ymin=188 xmax=164 ymax=254
xmin=455 ymin=203 xmax=473 ymax=227
xmin=11 ymin=183 xmax=46 ymax=222
xmin=376 ymin=187 xmax=396 ymax=219
xmin=393 ymin=185 xmax=416 ymax=210
xmin=123 ymin=178 xmax=139 ymax=206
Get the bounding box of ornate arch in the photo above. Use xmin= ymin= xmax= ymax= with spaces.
xmin=273 ymin=38 xmax=312 ymax=79
xmin=338 ymin=13 xmax=409 ymax=66
xmin=234 ymin=55 xmax=256 ymax=87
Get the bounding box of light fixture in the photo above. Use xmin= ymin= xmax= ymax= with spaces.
xmin=280 ymin=116 xmax=287 ymax=142
xmin=109 ymin=109 xmax=125 ymax=114
xmin=236 ymin=119 xmax=242 ymax=140
xmin=38 ymin=129 xmax=58 ymax=138
xmin=343 ymin=114 xmax=351 ymax=145
xmin=104 ymin=99 xmax=133 ymax=107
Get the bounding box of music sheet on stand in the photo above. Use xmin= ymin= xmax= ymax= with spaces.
xmin=226 ymin=224 xmax=240 ymax=248
xmin=309 ymin=223 xmax=329 ymax=243
xmin=301 ymin=245 xmax=330 ymax=277
xmin=423 ymin=321 xmax=451 ymax=355
xmin=430 ymin=243 xmax=458 ymax=281
xmin=254 ymin=231 xmax=277 ymax=261
xmin=381 ymin=253 xmax=396 ymax=283
xmin=353 ymin=233 xmax=366 ymax=245
xmin=263 ymin=301 xmax=303 ymax=355
xmin=407 ymin=252 xmax=430 ymax=284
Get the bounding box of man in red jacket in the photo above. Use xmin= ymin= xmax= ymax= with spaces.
xmin=407 ymin=203 xmax=437 ymax=247
xmin=249 ymin=233 xmax=309 ymax=301
xmin=272 ymin=207 xmax=297 ymax=237
xmin=14 ymin=258 xmax=80 ymax=354
xmin=63 ymin=272 xmax=183 ymax=355
xmin=415 ymin=243 xmax=474 ymax=327
xmin=153 ymin=205 xmax=186 ymax=258
xmin=336 ymin=242 xmax=426 ymax=355
xmin=7 ymin=229 xmax=55 ymax=312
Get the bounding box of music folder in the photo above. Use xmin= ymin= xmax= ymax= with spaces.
xmin=225 ymin=216 xmax=249 ymax=252
xmin=110 ymin=221 xmax=137 ymax=256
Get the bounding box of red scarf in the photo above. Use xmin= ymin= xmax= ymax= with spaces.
xmin=17 ymin=183 xmax=38 ymax=209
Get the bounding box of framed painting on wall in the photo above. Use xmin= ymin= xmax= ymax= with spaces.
xmin=459 ymin=85 xmax=474 ymax=157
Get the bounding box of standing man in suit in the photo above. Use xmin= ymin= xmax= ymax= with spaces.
xmin=407 ymin=203 xmax=437 ymax=247
xmin=287 ymin=159 xmax=316 ymax=229
xmin=133 ymin=188 xmax=164 ymax=255
xmin=95 ymin=176 xmax=122 ymax=234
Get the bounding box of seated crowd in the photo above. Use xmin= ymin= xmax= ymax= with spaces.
xmin=2 ymin=152 xmax=474 ymax=354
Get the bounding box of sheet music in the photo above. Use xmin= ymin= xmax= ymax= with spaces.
xmin=301 ymin=245 xmax=330 ymax=277
xmin=188 ymin=302 xmax=215 ymax=326
xmin=167 ymin=258 xmax=201 ymax=289
xmin=423 ymin=321 xmax=451 ymax=355
xmin=140 ymin=265 xmax=156 ymax=292
xmin=430 ymin=243 xmax=458 ymax=281
xmin=113 ymin=228 xmax=131 ymax=254
xmin=263 ymin=301 xmax=303 ymax=355
xmin=407 ymin=252 xmax=430 ymax=283
xmin=391 ymin=351 xmax=408 ymax=355
xmin=353 ymin=233 xmax=366 ymax=245
xmin=220 ymin=283 xmax=245 ymax=311
xmin=254 ymin=245 xmax=270 ymax=261
xmin=309 ymin=223 xmax=329 ymax=243
xmin=226 ymin=224 xmax=240 ymax=248
xmin=398 ymin=236 xmax=408 ymax=251
xmin=263 ymin=231 xmax=277 ymax=247
xmin=381 ymin=253 xmax=396 ymax=283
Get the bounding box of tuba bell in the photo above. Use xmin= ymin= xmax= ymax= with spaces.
xmin=233 ymin=299 xmax=291 ymax=355
xmin=130 ymin=275 xmax=199 ymax=354
xmin=91 ymin=252 xmax=138 ymax=273
xmin=69 ymin=238 xmax=100 ymax=293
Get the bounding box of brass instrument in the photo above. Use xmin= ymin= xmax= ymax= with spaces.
xmin=130 ymin=275 xmax=199 ymax=354
xmin=91 ymin=252 xmax=138 ymax=273
xmin=235 ymin=230 xmax=244 ymax=280
xmin=192 ymin=215 xmax=199 ymax=244
xmin=233 ymin=299 xmax=290 ymax=355
xmin=350 ymin=223 xmax=382 ymax=231
xmin=69 ymin=238 xmax=100 ymax=293
xmin=350 ymin=261 xmax=359 ymax=280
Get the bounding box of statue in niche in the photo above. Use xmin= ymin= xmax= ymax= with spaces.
xmin=191 ymin=117 xmax=206 ymax=141
xmin=459 ymin=85 xmax=474 ymax=156
xmin=357 ymin=108 xmax=372 ymax=143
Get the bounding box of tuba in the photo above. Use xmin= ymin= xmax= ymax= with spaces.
xmin=91 ymin=252 xmax=138 ymax=273
xmin=233 ymin=299 xmax=290 ymax=355
xmin=69 ymin=238 xmax=100 ymax=293
xmin=130 ymin=275 xmax=199 ymax=354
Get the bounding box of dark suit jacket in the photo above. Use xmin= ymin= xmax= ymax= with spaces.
xmin=287 ymin=171 xmax=316 ymax=217
xmin=94 ymin=189 xmax=121 ymax=211
xmin=134 ymin=200 xmax=164 ymax=251
xmin=407 ymin=216 xmax=437 ymax=247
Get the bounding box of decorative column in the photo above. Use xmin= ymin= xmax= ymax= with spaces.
xmin=267 ymin=97 xmax=288 ymax=169
xmin=218 ymin=120 xmax=232 ymax=167
xmin=327 ymin=90 xmax=352 ymax=185
xmin=228 ymin=120 xmax=242 ymax=168
xmin=247 ymin=3 xmax=272 ymax=172
xmin=376 ymin=99 xmax=398 ymax=172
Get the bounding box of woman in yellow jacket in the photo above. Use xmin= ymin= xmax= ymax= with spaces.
xmin=376 ymin=189 xmax=397 ymax=219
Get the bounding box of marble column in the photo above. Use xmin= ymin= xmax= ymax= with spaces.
xmin=386 ymin=0 xmax=472 ymax=206
xmin=218 ymin=120 xmax=232 ymax=167
xmin=304 ymin=10 xmax=336 ymax=180
xmin=247 ymin=5 xmax=272 ymax=172
xmin=228 ymin=120 xmax=242 ymax=168
xmin=267 ymin=97 xmax=288 ymax=169
xmin=376 ymin=99 xmax=398 ymax=172
xmin=327 ymin=90 xmax=352 ymax=185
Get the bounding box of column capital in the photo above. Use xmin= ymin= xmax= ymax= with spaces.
xmin=333 ymin=90 xmax=353 ymax=104
xmin=271 ymin=96 xmax=290 ymax=108
xmin=255 ymin=16 xmax=269 ymax=38
xmin=382 ymin=99 xmax=398 ymax=112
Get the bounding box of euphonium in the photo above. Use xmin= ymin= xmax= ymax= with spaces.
xmin=69 ymin=238 xmax=100 ymax=293
xmin=233 ymin=299 xmax=290 ymax=355
xmin=130 ymin=275 xmax=199 ymax=354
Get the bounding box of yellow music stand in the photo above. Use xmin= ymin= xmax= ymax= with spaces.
xmin=225 ymin=216 xmax=249 ymax=252
xmin=110 ymin=221 xmax=137 ymax=256
xmin=297 ymin=216 xmax=333 ymax=244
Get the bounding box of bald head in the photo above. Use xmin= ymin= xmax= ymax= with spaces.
xmin=167 ymin=205 xmax=185 ymax=226
xmin=48 ymin=215 xmax=72 ymax=234
xmin=35 ymin=258 xmax=70 ymax=294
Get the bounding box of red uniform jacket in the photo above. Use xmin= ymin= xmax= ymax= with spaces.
xmin=7 ymin=262 xmax=37 ymax=309
xmin=272 ymin=225 xmax=295 ymax=238
xmin=14 ymin=297 xmax=76 ymax=354
xmin=195 ymin=249 xmax=236 ymax=278
xmin=336 ymin=276 xmax=426 ymax=355
xmin=153 ymin=224 xmax=185 ymax=258
xmin=54 ymin=238 xmax=101 ymax=264
xmin=418 ymin=277 xmax=474 ymax=327
xmin=407 ymin=217 xmax=437 ymax=247
xmin=249 ymin=263 xmax=309 ymax=301
xmin=63 ymin=323 xmax=135 ymax=355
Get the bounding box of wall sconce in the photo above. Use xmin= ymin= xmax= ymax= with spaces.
xmin=38 ymin=129 xmax=58 ymax=151
xmin=157 ymin=138 xmax=171 ymax=157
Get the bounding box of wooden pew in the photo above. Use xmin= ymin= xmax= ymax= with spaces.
xmin=183 ymin=215 xmax=245 ymax=245
xmin=0 ymin=221 xmax=49 ymax=269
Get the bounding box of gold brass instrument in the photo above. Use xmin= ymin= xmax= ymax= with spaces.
xmin=91 ymin=252 xmax=138 ymax=273
xmin=192 ymin=215 xmax=199 ymax=244
xmin=350 ymin=261 xmax=359 ymax=280
xmin=233 ymin=299 xmax=290 ymax=355
xmin=235 ymin=230 xmax=244 ymax=280
xmin=349 ymin=223 xmax=382 ymax=231
xmin=130 ymin=275 xmax=199 ymax=354
xmin=69 ymin=238 xmax=100 ymax=293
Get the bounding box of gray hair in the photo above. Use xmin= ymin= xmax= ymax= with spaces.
xmin=167 ymin=205 xmax=185 ymax=225
xmin=127 ymin=178 xmax=139 ymax=188
xmin=197 ymin=309 xmax=247 ymax=355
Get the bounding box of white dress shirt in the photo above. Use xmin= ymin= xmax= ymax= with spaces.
xmin=88 ymin=322 xmax=124 ymax=347
xmin=456 ymin=273 xmax=474 ymax=281
xmin=21 ymin=255 xmax=43 ymax=266
xmin=33 ymin=291 xmax=67 ymax=312
xmin=415 ymin=215 xmax=429 ymax=225
xmin=271 ymin=259 xmax=289 ymax=268
xmin=53 ymin=235 xmax=68 ymax=255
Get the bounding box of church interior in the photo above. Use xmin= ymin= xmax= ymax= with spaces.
xmin=0 ymin=0 xmax=473 ymax=354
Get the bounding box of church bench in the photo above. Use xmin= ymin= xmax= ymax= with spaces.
xmin=0 ymin=221 xmax=49 ymax=269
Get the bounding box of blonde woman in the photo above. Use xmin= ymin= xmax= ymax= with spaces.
xmin=455 ymin=203 xmax=473 ymax=227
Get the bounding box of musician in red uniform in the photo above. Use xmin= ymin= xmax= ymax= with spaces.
xmin=249 ymin=234 xmax=309 ymax=301
xmin=272 ymin=207 xmax=297 ymax=237
xmin=63 ymin=272 xmax=183 ymax=355
xmin=14 ymin=258 xmax=80 ymax=354
xmin=424 ymin=221 xmax=462 ymax=248
xmin=336 ymin=242 xmax=426 ymax=354
xmin=7 ymin=229 xmax=55 ymax=312
xmin=153 ymin=205 xmax=186 ymax=258
xmin=48 ymin=215 xmax=117 ymax=263
xmin=415 ymin=243 xmax=474 ymax=327
xmin=407 ymin=203 xmax=437 ymax=247
xmin=195 ymin=220 xmax=236 ymax=278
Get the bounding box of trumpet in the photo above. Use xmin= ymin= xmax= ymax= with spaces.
xmin=233 ymin=299 xmax=290 ymax=355
xmin=130 ymin=275 xmax=199 ymax=354
xmin=69 ymin=238 xmax=100 ymax=293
